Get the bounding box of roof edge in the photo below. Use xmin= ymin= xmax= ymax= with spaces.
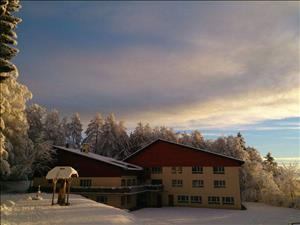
xmin=53 ymin=145 xmax=143 ymax=171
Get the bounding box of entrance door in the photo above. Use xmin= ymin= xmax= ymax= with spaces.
xmin=168 ymin=195 xmax=174 ymax=206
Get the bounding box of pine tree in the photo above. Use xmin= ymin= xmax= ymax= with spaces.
xmin=96 ymin=113 xmax=130 ymax=159
xmin=44 ymin=109 xmax=64 ymax=145
xmin=0 ymin=0 xmax=22 ymax=79
xmin=26 ymin=104 xmax=47 ymax=142
xmin=84 ymin=113 xmax=103 ymax=152
xmin=68 ymin=113 xmax=83 ymax=148
xmin=129 ymin=122 xmax=153 ymax=153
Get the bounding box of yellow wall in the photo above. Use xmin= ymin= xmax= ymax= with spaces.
xmin=151 ymin=166 xmax=241 ymax=209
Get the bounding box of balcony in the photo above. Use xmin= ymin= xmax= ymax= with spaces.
xmin=70 ymin=184 xmax=163 ymax=194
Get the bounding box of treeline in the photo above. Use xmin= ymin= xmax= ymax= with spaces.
xmin=25 ymin=104 xmax=300 ymax=208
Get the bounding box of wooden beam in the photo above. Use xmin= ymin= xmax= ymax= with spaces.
xmin=51 ymin=180 xmax=57 ymax=205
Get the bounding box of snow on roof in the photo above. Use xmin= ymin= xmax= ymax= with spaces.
xmin=124 ymin=138 xmax=245 ymax=164
xmin=46 ymin=166 xmax=79 ymax=180
xmin=53 ymin=146 xmax=143 ymax=171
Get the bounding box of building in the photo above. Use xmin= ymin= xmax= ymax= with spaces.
xmin=33 ymin=139 xmax=244 ymax=210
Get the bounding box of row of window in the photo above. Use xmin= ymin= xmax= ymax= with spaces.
xmin=79 ymin=179 xmax=138 ymax=187
xmin=177 ymin=195 xmax=234 ymax=205
xmin=121 ymin=179 xmax=137 ymax=186
xmin=96 ymin=195 xmax=132 ymax=206
xmin=172 ymin=179 xmax=226 ymax=188
xmin=151 ymin=166 xmax=225 ymax=174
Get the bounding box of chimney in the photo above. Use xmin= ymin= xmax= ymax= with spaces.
xmin=81 ymin=143 xmax=90 ymax=153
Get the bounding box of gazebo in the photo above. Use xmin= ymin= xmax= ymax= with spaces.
xmin=46 ymin=166 xmax=79 ymax=206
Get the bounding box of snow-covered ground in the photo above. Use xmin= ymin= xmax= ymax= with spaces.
xmin=1 ymin=193 xmax=137 ymax=225
xmin=1 ymin=193 xmax=300 ymax=225
xmin=133 ymin=203 xmax=300 ymax=225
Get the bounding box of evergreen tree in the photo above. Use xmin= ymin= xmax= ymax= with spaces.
xmin=96 ymin=113 xmax=130 ymax=158
xmin=44 ymin=109 xmax=64 ymax=145
xmin=68 ymin=113 xmax=83 ymax=148
xmin=26 ymin=104 xmax=47 ymax=142
xmin=129 ymin=122 xmax=153 ymax=153
xmin=84 ymin=113 xmax=103 ymax=153
xmin=0 ymin=0 xmax=22 ymax=79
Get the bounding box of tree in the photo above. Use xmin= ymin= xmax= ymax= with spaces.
xmin=44 ymin=109 xmax=64 ymax=145
xmin=191 ymin=130 xmax=205 ymax=149
xmin=0 ymin=0 xmax=22 ymax=79
xmin=0 ymin=0 xmax=27 ymax=179
xmin=129 ymin=122 xmax=153 ymax=153
xmin=26 ymin=103 xmax=47 ymax=142
xmin=96 ymin=113 xmax=130 ymax=159
xmin=68 ymin=113 xmax=83 ymax=148
xmin=83 ymin=113 xmax=103 ymax=153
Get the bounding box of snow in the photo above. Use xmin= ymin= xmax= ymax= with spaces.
xmin=2 ymin=193 xmax=300 ymax=225
xmin=132 ymin=203 xmax=300 ymax=225
xmin=1 ymin=193 xmax=137 ymax=225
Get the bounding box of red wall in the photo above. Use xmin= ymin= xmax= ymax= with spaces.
xmin=125 ymin=140 xmax=242 ymax=167
xmin=54 ymin=148 xmax=138 ymax=177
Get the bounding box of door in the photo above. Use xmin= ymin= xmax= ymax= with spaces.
xmin=168 ymin=195 xmax=174 ymax=206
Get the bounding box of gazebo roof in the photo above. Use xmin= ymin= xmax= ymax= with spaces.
xmin=46 ymin=166 xmax=79 ymax=180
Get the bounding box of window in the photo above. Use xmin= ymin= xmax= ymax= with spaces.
xmin=121 ymin=179 xmax=126 ymax=186
xmin=132 ymin=179 xmax=136 ymax=186
xmin=222 ymin=197 xmax=234 ymax=205
xmin=213 ymin=167 xmax=225 ymax=174
xmin=96 ymin=196 xmax=108 ymax=204
xmin=121 ymin=196 xmax=125 ymax=206
xmin=171 ymin=167 xmax=176 ymax=174
xmin=126 ymin=196 xmax=131 ymax=204
xmin=172 ymin=179 xmax=183 ymax=187
xmin=208 ymin=196 xmax=220 ymax=204
xmin=80 ymin=179 xmax=91 ymax=187
xmin=151 ymin=179 xmax=162 ymax=185
xmin=192 ymin=180 xmax=204 ymax=188
xmin=151 ymin=167 xmax=162 ymax=174
xmin=192 ymin=166 xmax=203 ymax=174
xmin=214 ymin=180 xmax=226 ymax=188
xmin=177 ymin=195 xmax=189 ymax=203
xmin=127 ymin=179 xmax=132 ymax=186
xmin=191 ymin=196 xmax=202 ymax=203
xmin=172 ymin=167 xmax=183 ymax=174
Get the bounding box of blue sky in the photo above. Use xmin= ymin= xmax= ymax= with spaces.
xmin=15 ymin=2 xmax=299 ymax=160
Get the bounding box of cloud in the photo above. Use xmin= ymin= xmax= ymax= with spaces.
xmin=19 ymin=2 xmax=300 ymax=131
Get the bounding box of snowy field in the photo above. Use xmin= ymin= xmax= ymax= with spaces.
xmin=1 ymin=193 xmax=300 ymax=225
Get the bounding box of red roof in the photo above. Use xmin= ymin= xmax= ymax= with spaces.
xmin=124 ymin=139 xmax=244 ymax=167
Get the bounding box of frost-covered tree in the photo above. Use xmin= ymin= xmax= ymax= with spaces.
xmin=0 ymin=0 xmax=21 ymax=79
xmin=83 ymin=113 xmax=104 ymax=153
xmin=60 ymin=116 xmax=70 ymax=145
xmin=44 ymin=109 xmax=64 ymax=145
xmin=0 ymin=0 xmax=26 ymax=178
xmin=96 ymin=113 xmax=130 ymax=158
xmin=178 ymin=132 xmax=191 ymax=145
xmin=68 ymin=113 xmax=83 ymax=148
xmin=191 ymin=130 xmax=205 ymax=149
xmin=129 ymin=122 xmax=153 ymax=153
xmin=26 ymin=103 xmax=47 ymax=142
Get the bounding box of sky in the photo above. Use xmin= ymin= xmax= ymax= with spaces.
xmin=15 ymin=1 xmax=299 ymax=161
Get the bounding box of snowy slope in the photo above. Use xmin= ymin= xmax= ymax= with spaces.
xmin=133 ymin=203 xmax=300 ymax=225
xmin=1 ymin=193 xmax=138 ymax=225
xmin=1 ymin=193 xmax=300 ymax=225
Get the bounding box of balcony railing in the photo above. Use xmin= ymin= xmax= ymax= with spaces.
xmin=70 ymin=184 xmax=163 ymax=194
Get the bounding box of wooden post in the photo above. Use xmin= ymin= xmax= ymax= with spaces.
xmin=66 ymin=179 xmax=71 ymax=205
xmin=52 ymin=179 xmax=57 ymax=205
